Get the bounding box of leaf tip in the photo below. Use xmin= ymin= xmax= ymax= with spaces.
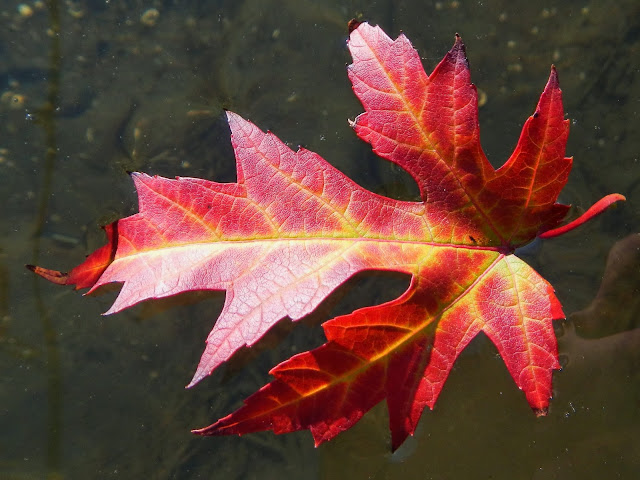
xmin=449 ymin=33 xmax=469 ymax=68
xmin=129 ymin=171 xmax=148 ymax=183
xmin=191 ymin=425 xmax=212 ymax=436
xmin=225 ymin=110 xmax=244 ymax=130
xmin=186 ymin=364 xmax=210 ymax=389
xmin=548 ymin=64 xmax=560 ymax=88
xmin=347 ymin=18 xmax=362 ymax=34
xmin=185 ymin=377 xmax=199 ymax=389
xmin=534 ymin=407 xmax=549 ymax=417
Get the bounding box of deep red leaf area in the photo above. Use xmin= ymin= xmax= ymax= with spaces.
xmin=29 ymin=22 xmax=624 ymax=450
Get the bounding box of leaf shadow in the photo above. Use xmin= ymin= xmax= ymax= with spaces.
xmin=557 ymin=233 xmax=640 ymax=386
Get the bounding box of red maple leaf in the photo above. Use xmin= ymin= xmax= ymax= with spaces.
xmin=29 ymin=22 xmax=624 ymax=450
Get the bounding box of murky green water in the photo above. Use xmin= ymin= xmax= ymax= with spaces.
xmin=1 ymin=0 xmax=639 ymax=478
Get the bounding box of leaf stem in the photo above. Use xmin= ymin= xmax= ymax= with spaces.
xmin=539 ymin=194 xmax=625 ymax=239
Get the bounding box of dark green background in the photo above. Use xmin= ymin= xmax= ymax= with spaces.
xmin=1 ymin=0 xmax=638 ymax=478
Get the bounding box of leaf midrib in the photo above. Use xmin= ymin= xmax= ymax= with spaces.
xmin=122 ymin=236 xmax=502 ymax=257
